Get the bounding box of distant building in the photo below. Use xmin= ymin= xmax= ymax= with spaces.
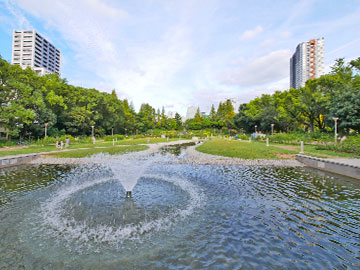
xmin=167 ymin=111 xmax=176 ymax=118
xmin=12 ymin=30 xmax=61 ymax=76
xmin=290 ymin=37 xmax=324 ymax=89
xmin=186 ymin=106 xmax=198 ymax=120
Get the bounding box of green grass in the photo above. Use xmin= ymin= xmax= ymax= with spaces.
xmin=196 ymin=139 xmax=360 ymax=159
xmin=0 ymin=137 xmax=182 ymax=157
xmin=196 ymin=139 xmax=297 ymax=159
xmin=45 ymin=145 xmax=149 ymax=158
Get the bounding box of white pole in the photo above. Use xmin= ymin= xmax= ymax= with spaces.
xmin=266 ymin=138 xmax=269 ymax=147
xmin=333 ymin=118 xmax=338 ymax=145
xmin=300 ymin=141 xmax=304 ymax=154
xmin=249 ymin=137 xmax=252 ymax=143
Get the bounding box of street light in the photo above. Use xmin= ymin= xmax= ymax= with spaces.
xmin=91 ymin=125 xmax=94 ymax=138
xmin=255 ymin=125 xmax=257 ymax=133
xmin=333 ymin=118 xmax=339 ymax=144
xmin=44 ymin=123 xmax=48 ymax=137
xmin=271 ymin=124 xmax=274 ymax=136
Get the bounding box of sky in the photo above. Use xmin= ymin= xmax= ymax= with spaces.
xmin=0 ymin=0 xmax=360 ymax=116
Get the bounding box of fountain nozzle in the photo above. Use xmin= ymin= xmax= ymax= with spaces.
xmin=126 ymin=191 xmax=132 ymax=198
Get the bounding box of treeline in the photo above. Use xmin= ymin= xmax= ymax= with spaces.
xmin=234 ymin=58 xmax=360 ymax=134
xmin=0 ymin=56 xmax=188 ymax=138
xmin=184 ymin=100 xmax=236 ymax=130
xmin=1 ymin=56 xmax=359 ymax=139
xmin=184 ymin=57 xmax=360 ymax=134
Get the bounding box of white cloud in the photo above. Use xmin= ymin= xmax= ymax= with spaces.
xmin=261 ymin=38 xmax=275 ymax=48
xmin=239 ymin=25 xmax=263 ymax=40
xmin=280 ymin=31 xmax=292 ymax=38
xmin=221 ymin=49 xmax=292 ymax=87
xmin=8 ymin=0 xmax=193 ymax=112
xmin=3 ymin=0 xmax=32 ymax=29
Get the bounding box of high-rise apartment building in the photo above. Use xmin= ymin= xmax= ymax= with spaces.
xmin=290 ymin=37 xmax=324 ymax=89
xmin=12 ymin=30 xmax=61 ymax=76
xmin=186 ymin=106 xmax=198 ymax=120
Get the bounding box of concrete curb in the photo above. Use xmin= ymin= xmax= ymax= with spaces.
xmin=0 ymin=153 xmax=41 ymax=168
xmin=296 ymin=154 xmax=360 ymax=180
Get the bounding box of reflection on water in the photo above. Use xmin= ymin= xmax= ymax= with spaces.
xmin=0 ymin=164 xmax=73 ymax=205
xmin=160 ymin=142 xmax=196 ymax=156
xmin=0 ymin=161 xmax=359 ymax=269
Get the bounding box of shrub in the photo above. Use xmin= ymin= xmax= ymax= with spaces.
xmin=35 ymin=136 xmax=56 ymax=145
xmin=316 ymin=136 xmax=360 ymax=155
xmin=58 ymin=135 xmax=75 ymax=142
xmin=104 ymin=135 xmax=125 ymax=141
xmin=269 ymin=133 xmax=298 ymax=144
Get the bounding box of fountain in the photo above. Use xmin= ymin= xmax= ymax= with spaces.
xmin=125 ymin=190 xmax=132 ymax=198
xmin=0 ymin=143 xmax=359 ymax=269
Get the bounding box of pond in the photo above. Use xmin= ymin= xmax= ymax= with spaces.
xmin=0 ymin=149 xmax=359 ymax=269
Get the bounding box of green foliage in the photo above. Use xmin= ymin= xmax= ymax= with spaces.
xmin=233 ymin=57 xmax=360 ymax=134
xmin=268 ymin=132 xmax=333 ymax=144
xmin=35 ymin=136 xmax=57 ymax=145
xmin=104 ymin=135 xmax=125 ymax=141
xmin=315 ymin=136 xmax=360 ymax=155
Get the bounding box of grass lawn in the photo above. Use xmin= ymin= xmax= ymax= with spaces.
xmin=196 ymin=139 xmax=297 ymax=159
xmin=196 ymin=139 xmax=360 ymax=159
xmin=44 ymin=145 xmax=149 ymax=158
xmin=0 ymin=137 xmax=182 ymax=157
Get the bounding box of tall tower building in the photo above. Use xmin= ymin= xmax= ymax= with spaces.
xmin=12 ymin=30 xmax=61 ymax=76
xmin=186 ymin=106 xmax=198 ymax=120
xmin=290 ymin=37 xmax=324 ymax=89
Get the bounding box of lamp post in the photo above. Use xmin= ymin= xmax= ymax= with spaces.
xmin=271 ymin=124 xmax=274 ymax=136
xmin=333 ymin=118 xmax=339 ymax=144
xmin=255 ymin=125 xmax=257 ymax=133
xmin=91 ymin=125 xmax=94 ymax=138
xmin=44 ymin=123 xmax=48 ymax=137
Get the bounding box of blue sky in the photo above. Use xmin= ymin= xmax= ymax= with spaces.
xmin=1 ymin=0 xmax=360 ymax=115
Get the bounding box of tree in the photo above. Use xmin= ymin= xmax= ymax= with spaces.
xmin=174 ymin=112 xmax=182 ymax=130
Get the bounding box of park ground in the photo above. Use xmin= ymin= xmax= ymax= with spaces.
xmin=0 ymin=137 xmax=359 ymax=160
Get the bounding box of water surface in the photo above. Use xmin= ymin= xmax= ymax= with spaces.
xmin=0 ymin=158 xmax=359 ymax=269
